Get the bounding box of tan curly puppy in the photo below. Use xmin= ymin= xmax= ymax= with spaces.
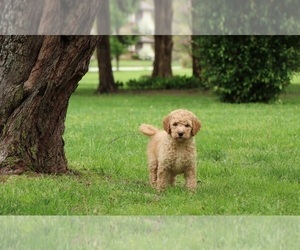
xmin=139 ymin=109 xmax=201 ymax=191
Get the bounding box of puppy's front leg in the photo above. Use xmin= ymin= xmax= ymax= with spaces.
xmin=184 ymin=166 xmax=197 ymax=191
xmin=156 ymin=166 xmax=168 ymax=191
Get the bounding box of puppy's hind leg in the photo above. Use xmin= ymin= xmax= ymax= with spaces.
xmin=168 ymin=173 xmax=176 ymax=186
xmin=148 ymin=160 xmax=158 ymax=188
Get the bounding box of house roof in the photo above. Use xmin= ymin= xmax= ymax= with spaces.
xmin=139 ymin=1 xmax=154 ymax=11
xmin=139 ymin=36 xmax=154 ymax=43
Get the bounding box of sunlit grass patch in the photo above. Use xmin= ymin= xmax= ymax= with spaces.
xmin=0 ymin=75 xmax=299 ymax=215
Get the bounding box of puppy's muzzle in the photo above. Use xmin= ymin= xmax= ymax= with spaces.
xmin=178 ymin=132 xmax=184 ymax=137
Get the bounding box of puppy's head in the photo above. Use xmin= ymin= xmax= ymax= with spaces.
xmin=163 ymin=109 xmax=201 ymax=141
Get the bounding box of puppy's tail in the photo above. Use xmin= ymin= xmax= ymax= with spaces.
xmin=139 ymin=124 xmax=159 ymax=137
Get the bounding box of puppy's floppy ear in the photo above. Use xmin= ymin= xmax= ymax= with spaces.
xmin=163 ymin=115 xmax=171 ymax=134
xmin=191 ymin=117 xmax=201 ymax=136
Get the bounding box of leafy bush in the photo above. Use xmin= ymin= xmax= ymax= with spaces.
xmin=126 ymin=75 xmax=207 ymax=90
xmin=194 ymin=36 xmax=300 ymax=103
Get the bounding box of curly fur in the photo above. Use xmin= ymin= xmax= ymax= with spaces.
xmin=139 ymin=109 xmax=201 ymax=191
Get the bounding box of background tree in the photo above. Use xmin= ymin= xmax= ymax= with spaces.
xmin=96 ymin=35 xmax=117 ymax=94
xmin=190 ymin=0 xmax=201 ymax=79
xmin=191 ymin=36 xmax=201 ymax=79
xmin=96 ymin=0 xmax=140 ymax=94
xmin=0 ymin=0 xmax=100 ymax=174
xmin=194 ymin=36 xmax=300 ymax=103
xmin=189 ymin=0 xmax=300 ymax=93
xmin=96 ymin=0 xmax=116 ymax=94
xmin=110 ymin=36 xmax=139 ymax=71
xmin=152 ymin=0 xmax=173 ymax=77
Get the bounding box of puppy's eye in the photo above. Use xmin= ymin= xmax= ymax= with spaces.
xmin=173 ymin=123 xmax=178 ymax=126
xmin=185 ymin=124 xmax=190 ymax=127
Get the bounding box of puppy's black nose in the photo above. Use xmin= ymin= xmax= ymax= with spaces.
xmin=178 ymin=132 xmax=184 ymax=137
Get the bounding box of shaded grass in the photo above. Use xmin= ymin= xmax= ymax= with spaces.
xmin=0 ymin=74 xmax=300 ymax=215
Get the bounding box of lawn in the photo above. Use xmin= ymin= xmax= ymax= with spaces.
xmin=1 ymin=71 xmax=299 ymax=216
xmin=77 ymin=68 xmax=193 ymax=92
xmin=1 ymin=71 xmax=300 ymax=249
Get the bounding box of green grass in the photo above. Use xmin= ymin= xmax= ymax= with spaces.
xmin=114 ymin=68 xmax=192 ymax=83
xmin=0 ymin=73 xmax=300 ymax=216
xmin=78 ymin=68 xmax=192 ymax=92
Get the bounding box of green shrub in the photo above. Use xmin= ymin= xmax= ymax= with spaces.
xmin=194 ymin=36 xmax=300 ymax=103
xmin=115 ymin=80 xmax=124 ymax=89
xmin=126 ymin=75 xmax=207 ymax=90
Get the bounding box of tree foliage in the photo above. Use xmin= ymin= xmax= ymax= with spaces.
xmin=194 ymin=36 xmax=300 ymax=103
xmin=110 ymin=36 xmax=139 ymax=70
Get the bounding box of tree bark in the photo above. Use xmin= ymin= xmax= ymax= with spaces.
xmin=0 ymin=0 xmax=101 ymax=174
xmin=152 ymin=0 xmax=173 ymax=77
xmin=0 ymin=36 xmax=98 ymax=174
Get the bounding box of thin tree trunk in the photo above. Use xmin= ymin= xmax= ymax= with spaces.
xmin=152 ymin=0 xmax=173 ymax=77
xmin=96 ymin=0 xmax=117 ymax=94
xmin=152 ymin=35 xmax=173 ymax=77
xmin=191 ymin=36 xmax=201 ymax=78
xmin=191 ymin=0 xmax=201 ymax=78
xmin=96 ymin=36 xmax=117 ymax=94
xmin=0 ymin=36 xmax=98 ymax=174
xmin=116 ymin=55 xmax=120 ymax=71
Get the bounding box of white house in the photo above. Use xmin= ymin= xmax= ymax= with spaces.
xmin=135 ymin=1 xmax=154 ymax=35
xmin=133 ymin=1 xmax=155 ymax=60
xmin=136 ymin=36 xmax=154 ymax=60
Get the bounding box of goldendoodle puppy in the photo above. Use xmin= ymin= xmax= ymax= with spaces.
xmin=139 ymin=109 xmax=201 ymax=191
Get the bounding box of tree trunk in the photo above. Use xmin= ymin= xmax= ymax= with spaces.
xmin=0 ymin=0 xmax=101 ymax=174
xmin=191 ymin=36 xmax=202 ymax=78
xmin=116 ymin=55 xmax=120 ymax=72
xmin=191 ymin=0 xmax=201 ymax=78
xmin=152 ymin=35 xmax=173 ymax=77
xmin=95 ymin=0 xmax=117 ymax=94
xmin=96 ymin=36 xmax=117 ymax=94
xmin=0 ymin=0 xmax=102 ymax=35
xmin=152 ymin=0 xmax=173 ymax=77
xmin=0 ymin=36 xmax=98 ymax=174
